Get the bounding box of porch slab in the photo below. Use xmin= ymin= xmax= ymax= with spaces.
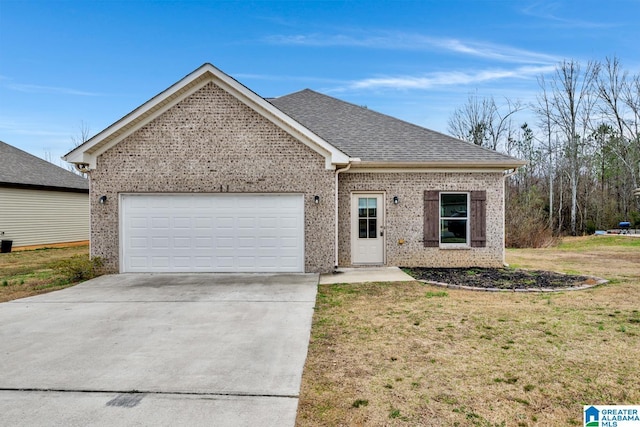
xmin=319 ymin=267 xmax=416 ymax=284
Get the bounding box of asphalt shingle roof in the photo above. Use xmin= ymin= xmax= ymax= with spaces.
xmin=0 ymin=141 xmax=89 ymax=191
xmin=269 ymin=89 xmax=524 ymax=166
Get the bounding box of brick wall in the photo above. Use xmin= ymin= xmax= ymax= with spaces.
xmin=89 ymin=82 xmax=335 ymax=273
xmin=338 ymin=171 xmax=506 ymax=268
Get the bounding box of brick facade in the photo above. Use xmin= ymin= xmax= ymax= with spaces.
xmin=338 ymin=171 xmax=505 ymax=268
xmin=88 ymin=80 xmax=508 ymax=273
xmin=89 ymin=82 xmax=335 ymax=273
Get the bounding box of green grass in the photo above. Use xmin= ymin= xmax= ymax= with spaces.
xmin=556 ymin=235 xmax=640 ymax=250
xmin=0 ymin=245 xmax=94 ymax=302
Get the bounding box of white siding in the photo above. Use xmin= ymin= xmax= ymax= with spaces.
xmin=0 ymin=187 xmax=89 ymax=247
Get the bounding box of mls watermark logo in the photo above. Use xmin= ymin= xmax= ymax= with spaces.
xmin=584 ymin=405 xmax=640 ymax=427
xmin=585 ymin=406 xmax=600 ymax=427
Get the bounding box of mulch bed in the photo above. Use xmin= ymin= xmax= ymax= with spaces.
xmin=404 ymin=267 xmax=601 ymax=291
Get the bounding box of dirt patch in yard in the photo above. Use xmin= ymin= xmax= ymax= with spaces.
xmin=404 ymin=267 xmax=600 ymax=290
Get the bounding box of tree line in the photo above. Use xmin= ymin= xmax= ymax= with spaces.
xmin=448 ymin=57 xmax=640 ymax=247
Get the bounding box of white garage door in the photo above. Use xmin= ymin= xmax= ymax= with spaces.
xmin=120 ymin=194 xmax=304 ymax=273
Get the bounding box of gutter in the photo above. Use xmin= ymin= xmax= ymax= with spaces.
xmin=349 ymin=160 xmax=528 ymax=169
xmin=503 ymin=168 xmax=519 ymax=179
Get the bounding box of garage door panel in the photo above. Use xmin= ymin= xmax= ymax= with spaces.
xmin=173 ymin=237 xmax=191 ymax=248
xmin=173 ymin=257 xmax=191 ymax=268
xmin=151 ymin=217 xmax=170 ymax=229
xmin=129 ymin=237 xmax=148 ymax=249
xmin=216 ymin=237 xmax=234 ymax=248
xmin=151 ymin=237 xmax=169 ymax=249
xmin=121 ymin=194 xmax=304 ymax=273
xmin=151 ymin=257 xmax=170 ymax=268
xmin=129 ymin=257 xmax=147 ymax=268
xmin=194 ymin=217 xmax=213 ymax=228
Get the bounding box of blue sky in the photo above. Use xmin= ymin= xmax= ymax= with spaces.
xmin=1 ymin=0 xmax=639 ymax=165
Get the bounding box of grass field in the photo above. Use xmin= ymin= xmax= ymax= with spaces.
xmin=296 ymin=236 xmax=640 ymax=426
xmin=0 ymin=244 xmax=90 ymax=302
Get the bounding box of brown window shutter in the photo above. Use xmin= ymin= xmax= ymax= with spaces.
xmin=470 ymin=191 xmax=487 ymax=248
xmin=423 ymin=190 xmax=440 ymax=247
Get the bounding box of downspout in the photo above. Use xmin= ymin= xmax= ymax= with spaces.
xmin=334 ymin=162 xmax=352 ymax=269
xmin=502 ymin=168 xmax=518 ymax=266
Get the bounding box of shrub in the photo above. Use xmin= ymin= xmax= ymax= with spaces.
xmin=505 ymin=185 xmax=557 ymax=248
xmin=51 ymin=255 xmax=104 ymax=282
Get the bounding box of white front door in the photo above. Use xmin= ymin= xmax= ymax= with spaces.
xmin=351 ymin=193 xmax=384 ymax=264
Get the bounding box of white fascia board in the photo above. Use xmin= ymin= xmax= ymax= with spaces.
xmin=64 ymin=63 xmax=350 ymax=170
xmin=346 ymin=166 xmax=518 ymax=174
xmin=348 ymin=161 xmax=527 ymax=172
xmin=346 ymin=168 xmax=511 ymax=174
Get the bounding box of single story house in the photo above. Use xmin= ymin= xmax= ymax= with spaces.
xmin=1 ymin=141 xmax=89 ymax=248
xmin=64 ymin=63 xmax=525 ymax=274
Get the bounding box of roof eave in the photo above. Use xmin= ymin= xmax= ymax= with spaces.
xmin=0 ymin=181 xmax=89 ymax=193
xmin=349 ymin=160 xmax=528 ymax=170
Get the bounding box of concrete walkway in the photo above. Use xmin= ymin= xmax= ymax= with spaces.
xmin=0 ymin=273 xmax=318 ymax=427
xmin=320 ymin=266 xmax=416 ymax=284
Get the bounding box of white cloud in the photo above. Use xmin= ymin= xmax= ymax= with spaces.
xmin=520 ymin=3 xmax=619 ymax=29
xmin=4 ymin=82 xmax=102 ymax=96
xmin=264 ymin=32 xmax=559 ymax=64
xmin=339 ymin=65 xmax=557 ymax=91
xmin=233 ymin=73 xmax=343 ymax=85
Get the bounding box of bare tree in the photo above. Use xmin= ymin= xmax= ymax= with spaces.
xmin=67 ymin=121 xmax=92 ymax=175
xmin=545 ymin=60 xmax=598 ymax=235
xmin=446 ymin=56 xmax=640 ymax=241
xmin=448 ymin=93 xmax=492 ymax=146
xmin=448 ymin=93 xmax=522 ymax=151
xmin=533 ymin=74 xmax=558 ymax=232
xmin=70 ymin=120 xmax=92 ymax=148
xmin=596 ymin=57 xmax=640 ymax=218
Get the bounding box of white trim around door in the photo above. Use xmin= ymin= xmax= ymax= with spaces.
xmin=350 ymin=192 xmax=385 ymax=265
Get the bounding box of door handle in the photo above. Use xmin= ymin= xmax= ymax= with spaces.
xmin=380 ymin=230 xmax=384 ymax=237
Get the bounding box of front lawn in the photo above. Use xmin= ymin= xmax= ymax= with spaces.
xmin=0 ymin=244 xmax=92 ymax=302
xmin=296 ymin=236 xmax=640 ymax=426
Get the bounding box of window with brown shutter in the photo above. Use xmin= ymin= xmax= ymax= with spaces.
xmin=470 ymin=191 xmax=486 ymax=247
xmin=423 ymin=190 xmax=439 ymax=247
xmin=423 ymin=190 xmax=487 ymax=248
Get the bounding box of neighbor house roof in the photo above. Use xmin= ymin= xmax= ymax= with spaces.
xmin=0 ymin=141 xmax=88 ymax=192
xmin=270 ymin=89 xmax=526 ymax=169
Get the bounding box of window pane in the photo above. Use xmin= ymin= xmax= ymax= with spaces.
xmin=367 ymin=198 xmax=377 ymax=218
xmin=368 ymin=218 xmax=377 ymax=238
xmin=441 ymin=194 xmax=467 ymax=218
xmin=358 ymin=198 xmax=367 ymax=218
xmin=359 ymin=219 xmax=368 ymax=238
xmin=441 ymin=219 xmax=467 ymax=243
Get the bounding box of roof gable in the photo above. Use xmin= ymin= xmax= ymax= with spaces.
xmin=0 ymin=141 xmax=88 ymax=191
xmin=270 ymin=89 xmax=526 ymax=169
xmin=64 ymin=64 xmax=350 ymax=170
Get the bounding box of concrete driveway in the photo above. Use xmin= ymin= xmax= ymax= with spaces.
xmin=0 ymin=273 xmax=318 ymax=426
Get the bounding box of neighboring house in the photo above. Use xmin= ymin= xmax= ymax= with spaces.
xmin=64 ymin=63 xmax=525 ymax=274
xmin=0 ymin=141 xmax=89 ymax=248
